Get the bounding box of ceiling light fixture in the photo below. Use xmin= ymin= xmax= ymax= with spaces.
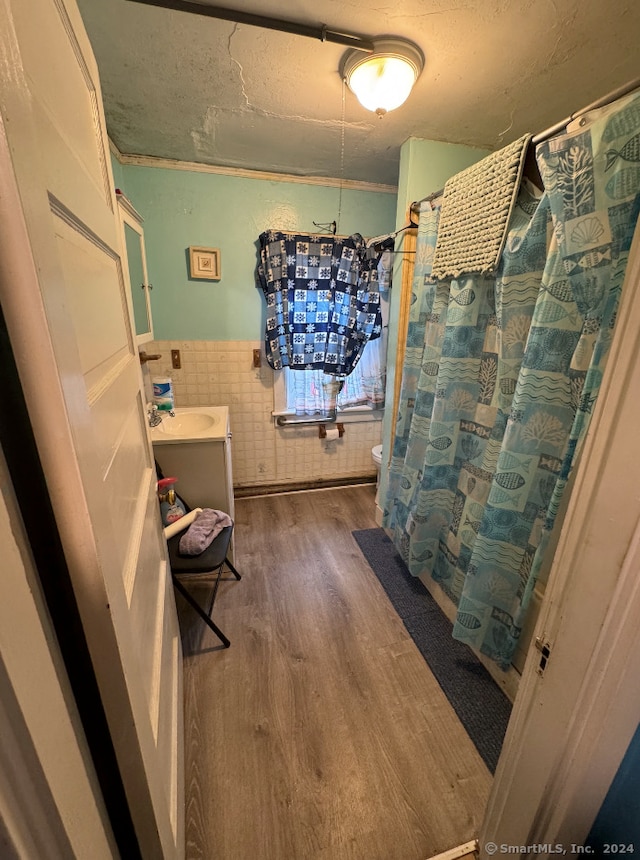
xmin=342 ymin=38 xmax=424 ymax=117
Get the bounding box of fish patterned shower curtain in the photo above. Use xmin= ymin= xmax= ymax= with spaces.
xmin=383 ymin=91 xmax=640 ymax=669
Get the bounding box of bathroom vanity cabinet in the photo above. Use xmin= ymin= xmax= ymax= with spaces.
xmin=117 ymin=191 xmax=154 ymax=344
xmin=150 ymin=406 xmax=235 ymax=555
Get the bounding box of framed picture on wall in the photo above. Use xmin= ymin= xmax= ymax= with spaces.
xmin=189 ymin=246 xmax=221 ymax=280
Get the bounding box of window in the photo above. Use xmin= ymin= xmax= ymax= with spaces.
xmin=273 ymin=293 xmax=389 ymax=421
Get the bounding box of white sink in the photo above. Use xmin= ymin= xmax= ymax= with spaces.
xmin=156 ymin=411 xmax=217 ymax=436
xmin=150 ymin=406 xmax=228 ymax=443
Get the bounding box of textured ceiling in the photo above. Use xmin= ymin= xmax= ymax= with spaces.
xmin=77 ymin=0 xmax=640 ymax=187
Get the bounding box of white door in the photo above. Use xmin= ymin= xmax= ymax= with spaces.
xmin=0 ymin=0 xmax=183 ymax=857
xmin=480 ymin=224 xmax=640 ymax=854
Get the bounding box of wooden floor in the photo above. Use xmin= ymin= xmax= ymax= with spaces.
xmin=180 ymin=485 xmax=492 ymax=860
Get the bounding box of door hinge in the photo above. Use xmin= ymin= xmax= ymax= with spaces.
xmin=535 ymin=635 xmax=552 ymax=676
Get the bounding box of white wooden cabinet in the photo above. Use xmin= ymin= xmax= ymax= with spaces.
xmin=150 ymin=407 xmax=235 ymax=555
xmin=117 ymin=191 xmax=154 ymax=344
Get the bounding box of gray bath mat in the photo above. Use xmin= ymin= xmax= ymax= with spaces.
xmin=352 ymin=527 xmax=512 ymax=773
xmin=431 ymin=133 xmax=532 ymax=278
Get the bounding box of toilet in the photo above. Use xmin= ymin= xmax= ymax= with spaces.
xmin=371 ymin=444 xmax=383 ymax=484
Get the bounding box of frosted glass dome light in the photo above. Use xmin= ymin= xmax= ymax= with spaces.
xmin=342 ymin=38 xmax=424 ymax=116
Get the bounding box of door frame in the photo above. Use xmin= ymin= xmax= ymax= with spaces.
xmin=481 ymin=224 xmax=640 ymax=854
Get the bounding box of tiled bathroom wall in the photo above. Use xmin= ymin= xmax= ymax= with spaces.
xmin=143 ymin=340 xmax=381 ymax=490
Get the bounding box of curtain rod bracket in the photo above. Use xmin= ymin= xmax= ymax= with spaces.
xmin=313 ymin=220 xmax=337 ymax=235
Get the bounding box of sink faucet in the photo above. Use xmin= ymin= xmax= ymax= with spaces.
xmin=147 ymin=404 xmax=163 ymax=427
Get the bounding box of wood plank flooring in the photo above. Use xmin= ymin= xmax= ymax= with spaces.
xmin=180 ymin=485 xmax=492 ymax=860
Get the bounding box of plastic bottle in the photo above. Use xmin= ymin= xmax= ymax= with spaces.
xmin=157 ymin=477 xmax=187 ymax=526
xmin=152 ymin=377 xmax=174 ymax=411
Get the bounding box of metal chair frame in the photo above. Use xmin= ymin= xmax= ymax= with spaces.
xmin=167 ymin=523 xmax=241 ymax=648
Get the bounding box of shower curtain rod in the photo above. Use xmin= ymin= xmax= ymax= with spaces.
xmin=410 ymin=189 xmax=443 ymax=215
xmin=410 ymin=77 xmax=640 ymax=215
xmin=532 ymin=76 xmax=640 ymax=144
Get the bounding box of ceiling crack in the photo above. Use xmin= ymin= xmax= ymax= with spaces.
xmin=225 ymin=22 xmax=372 ymax=129
xmin=496 ymin=106 xmax=515 ymax=144
xmin=228 ymin=23 xmax=251 ymax=109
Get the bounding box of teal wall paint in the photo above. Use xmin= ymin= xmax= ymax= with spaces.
xmin=379 ymin=138 xmax=490 ymax=507
xmin=393 ymin=138 xmax=490 ymax=226
xmin=119 ymin=165 xmax=397 ymax=341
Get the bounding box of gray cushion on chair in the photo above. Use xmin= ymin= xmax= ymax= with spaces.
xmin=168 ymin=525 xmax=233 ymax=574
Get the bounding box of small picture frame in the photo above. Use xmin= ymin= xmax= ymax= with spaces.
xmin=189 ymin=246 xmax=221 ymax=280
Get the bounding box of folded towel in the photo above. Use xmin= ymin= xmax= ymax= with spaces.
xmin=178 ymin=508 xmax=233 ymax=556
xmin=431 ymin=133 xmax=532 ymax=279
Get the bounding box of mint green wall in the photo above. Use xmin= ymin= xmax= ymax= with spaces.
xmin=110 ymin=152 xmax=125 ymax=192
xmin=379 ymin=138 xmax=490 ymax=508
xmin=392 ymin=138 xmax=490 ymax=228
xmin=118 ymin=165 xmax=396 ymax=341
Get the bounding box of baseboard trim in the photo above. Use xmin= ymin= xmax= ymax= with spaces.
xmin=235 ymin=475 xmax=376 ymax=498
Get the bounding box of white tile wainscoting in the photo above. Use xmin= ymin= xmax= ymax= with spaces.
xmin=143 ymin=340 xmax=382 ymax=491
